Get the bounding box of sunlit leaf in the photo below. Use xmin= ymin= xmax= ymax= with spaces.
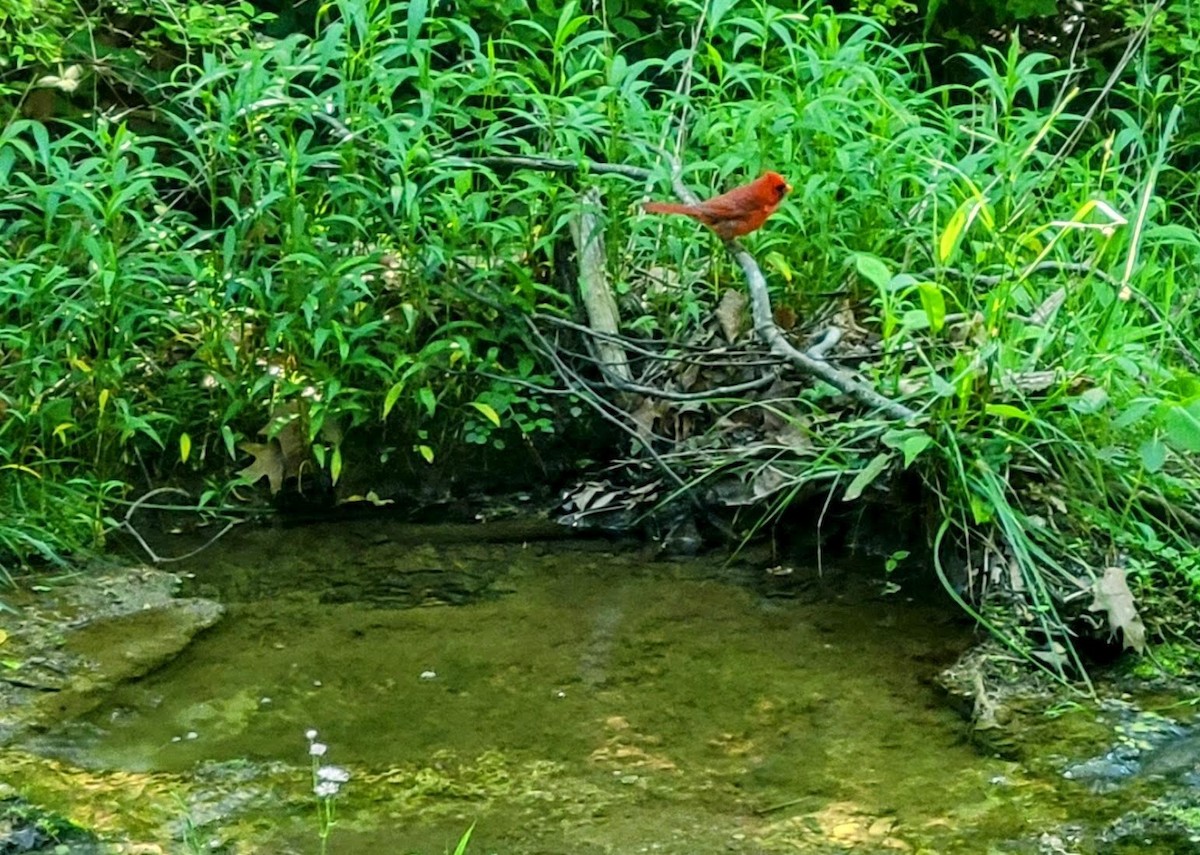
xmin=939 ymin=201 xmax=968 ymax=263
xmin=917 ymin=282 xmax=946 ymax=334
xmin=179 ymin=432 xmax=192 ymax=464
xmin=221 ymin=425 xmax=237 ymax=459
xmin=985 ymin=403 xmax=1033 ymax=422
xmin=469 ymin=401 xmax=502 ymax=427
xmin=383 ymin=380 xmax=406 ymax=419
xmin=418 ymin=386 xmax=437 ymax=417
xmin=330 ymin=446 xmax=342 ymax=484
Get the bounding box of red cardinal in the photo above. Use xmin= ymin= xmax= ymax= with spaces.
xmin=642 ymin=171 xmax=792 ymax=240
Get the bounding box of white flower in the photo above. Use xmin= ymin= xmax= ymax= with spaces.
xmin=317 ymin=765 xmax=350 ymax=783
xmin=309 ymin=742 xmax=328 ymax=757
xmin=305 ymin=728 xmax=318 ymax=740
xmin=314 ymin=781 xmax=340 ymax=798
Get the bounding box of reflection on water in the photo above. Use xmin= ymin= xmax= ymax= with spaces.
xmin=20 ymin=520 xmax=1082 ymax=852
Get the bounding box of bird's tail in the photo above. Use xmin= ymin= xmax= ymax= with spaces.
xmin=643 ymin=201 xmax=701 ymax=218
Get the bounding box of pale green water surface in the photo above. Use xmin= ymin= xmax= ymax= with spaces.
xmin=15 ymin=519 xmax=1139 ymax=853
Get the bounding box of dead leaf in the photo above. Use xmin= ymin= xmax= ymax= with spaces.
xmin=1089 ymin=565 xmax=1147 ymax=653
xmin=751 ymin=465 xmax=787 ymax=500
xmin=267 ymin=401 xmax=307 ymax=462
xmin=1001 ymin=370 xmax=1058 ymax=393
xmin=236 ymin=441 xmax=285 ymax=494
xmin=629 ymin=397 xmax=667 ymax=445
xmin=1028 ymin=287 xmax=1066 ymax=326
xmin=715 ymin=289 xmax=747 ymax=343
xmin=773 ymin=305 xmax=797 ymax=330
xmin=677 ymin=361 xmax=701 ymax=392
xmin=564 ymin=481 xmax=607 ymax=511
xmin=772 ymin=421 xmax=811 ymax=450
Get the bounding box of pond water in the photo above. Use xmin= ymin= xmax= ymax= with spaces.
xmin=9 ymin=519 xmax=1154 ymax=853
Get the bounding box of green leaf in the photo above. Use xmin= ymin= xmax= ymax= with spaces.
xmin=853 ymin=253 xmax=893 ymax=290
xmin=917 ymin=282 xmax=946 ymax=335
xmin=417 ymin=444 xmax=435 ymax=463
xmin=418 ymin=386 xmax=437 ymax=417
xmin=383 ymin=380 xmax=405 ymax=419
xmin=1068 ymin=387 xmax=1109 ymax=415
xmin=939 ymin=203 xmax=966 ymax=263
xmin=1139 ymin=438 xmax=1166 ymax=473
xmin=985 ymin=403 xmax=1033 ymax=422
xmin=407 ymin=0 xmax=427 ymax=52
xmin=221 ymin=425 xmax=237 ymax=459
xmin=883 ymin=429 xmax=933 ymax=468
xmin=843 ymin=453 xmax=892 ymax=502
xmin=331 ymin=446 xmax=342 ymax=484
xmin=179 ymin=432 xmax=192 ymax=464
xmin=1113 ymin=398 xmax=1157 ymax=430
xmin=452 ymin=823 xmax=475 ymax=855
xmin=469 ymin=401 xmax=502 ymax=427
xmin=1007 ymin=0 xmax=1058 ymax=17
xmin=1164 ymin=401 xmax=1200 ymax=452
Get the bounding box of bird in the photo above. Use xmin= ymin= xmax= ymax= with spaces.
xmin=642 ymin=171 xmax=792 ymax=240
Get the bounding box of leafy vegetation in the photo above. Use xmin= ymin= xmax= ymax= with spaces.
xmin=2 ymin=0 xmax=1200 ymax=680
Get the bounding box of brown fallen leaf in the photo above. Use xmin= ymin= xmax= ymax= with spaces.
xmin=715 ymin=288 xmax=748 ymax=343
xmin=236 ymin=441 xmax=285 ymax=494
xmin=1089 ymin=565 xmax=1147 ymax=653
xmin=773 ymin=304 xmax=798 ymax=330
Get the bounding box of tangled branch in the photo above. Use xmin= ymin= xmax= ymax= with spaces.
xmin=460 ymin=153 xmax=918 ymax=422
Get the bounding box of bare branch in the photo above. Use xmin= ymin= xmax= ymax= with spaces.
xmin=471 ymin=154 xmax=918 ymax=423
xmin=113 ymin=487 xmax=241 ymax=564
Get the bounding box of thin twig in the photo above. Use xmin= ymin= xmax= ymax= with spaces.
xmin=1047 ymin=0 xmax=1165 ymax=168
xmin=522 ymin=318 xmax=689 ymax=487
xmin=114 ymin=487 xmax=241 ymax=564
xmin=536 ymin=314 xmax=783 ymax=367
xmin=601 ymin=371 xmax=780 ymax=401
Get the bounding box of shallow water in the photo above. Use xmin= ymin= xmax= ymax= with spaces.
xmin=11 ymin=520 xmax=1143 ymax=852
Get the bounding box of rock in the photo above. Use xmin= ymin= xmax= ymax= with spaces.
xmin=28 ymin=598 xmax=225 ymax=728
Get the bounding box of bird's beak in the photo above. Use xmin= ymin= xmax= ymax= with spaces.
xmin=785 ymin=182 xmax=793 ymax=194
